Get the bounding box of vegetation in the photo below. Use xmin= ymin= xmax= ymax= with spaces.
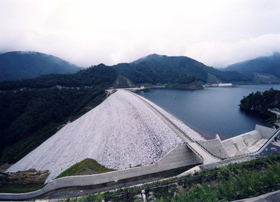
xmin=0 ymin=53 xmax=249 ymax=165
xmin=56 ymin=158 xmax=115 ymax=179
xmin=0 ymin=183 xmax=45 ymax=193
xmin=224 ymin=52 xmax=280 ymax=83
xmin=240 ymin=88 xmax=280 ymax=123
xmin=0 ymin=64 xmax=117 ymax=90
xmin=66 ymin=154 xmax=280 ymax=202
xmin=113 ymin=74 xmax=134 ymax=88
xmin=0 ymin=51 xmax=81 ymax=81
xmin=0 ymin=169 xmax=48 ymax=193
xmin=112 ymin=54 xmax=249 ymax=86
xmin=0 ymin=65 xmax=118 ymax=164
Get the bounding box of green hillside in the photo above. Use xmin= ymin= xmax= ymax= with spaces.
xmin=0 ymin=51 xmax=82 ymax=81
xmin=224 ymin=53 xmax=280 ymax=83
xmin=112 ymin=54 xmax=249 ymax=86
xmin=0 ymin=65 xmax=118 ymax=164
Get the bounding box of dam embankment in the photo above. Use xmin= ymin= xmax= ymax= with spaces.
xmin=0 ymin=144 xmax=202 ymax=200
xmin=1 ymin=89 xmax=279 ymax=200
xmin=1 ymin=89 xmax=206 ymax=200
xmin=8 ymin=89 xmax=201 ymax=182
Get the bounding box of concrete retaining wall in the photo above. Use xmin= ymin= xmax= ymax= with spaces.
xmin=200 ymin=125 xmax=276 ymax=158
xmin=199 ymin=135 xmax=229 ymax=159
xmin=0 ymin=144 xmax=201 ymax=201
xmin=221 ymin=125 xmax=275 ymax=157
xmin=256 ymin=125 xmax=276 ymax=139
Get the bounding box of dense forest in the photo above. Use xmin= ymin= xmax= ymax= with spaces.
xmin=239 ymin=88 xmax=280 ymax=122
xmin=0 ymin=65 xmax=118 ymax=164
xmin=112 ymin=54 xmax=250 ymax=87
xmin=0 ymin=64 xmax=116 ymax=90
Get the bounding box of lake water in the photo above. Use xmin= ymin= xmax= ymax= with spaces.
xmin=136 ymin=85 xmax=280 ymax=138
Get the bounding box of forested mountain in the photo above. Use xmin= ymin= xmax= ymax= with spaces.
xmin=112 ymin=54 xmax=249 ymax=87
xmin=0 ymin=65 xmax=118 ymax=164
xmin=0 ymin=51 xmax=82 ymax=81
xmin=0 ymin=63 xmax=116 ymax=90
xmin=223 ymin=53 xmax=280 ymax=83
xmin=0 ymin=53 xmax=250 ymax=164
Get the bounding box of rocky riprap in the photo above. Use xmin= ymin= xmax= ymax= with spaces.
xmin=0 ymin=169 xmax=49 ymax=185
xmin=7 ymin=90 xmax=203 ymax=182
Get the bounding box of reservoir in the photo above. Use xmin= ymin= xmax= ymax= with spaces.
xmin=136 ymin=84 xmax=280 ymax=138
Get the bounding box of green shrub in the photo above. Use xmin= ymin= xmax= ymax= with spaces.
xmin=56 ymin=158 xmax=115 ymax=179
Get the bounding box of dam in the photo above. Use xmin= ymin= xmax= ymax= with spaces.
xmin=1 ymin=89 xmax=279 ymax=200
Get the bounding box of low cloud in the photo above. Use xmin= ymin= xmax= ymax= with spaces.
xmin=184 ymin=34 xmax=280 ymax=68
xmin=1 ymin=0 xmax=280 ymax=68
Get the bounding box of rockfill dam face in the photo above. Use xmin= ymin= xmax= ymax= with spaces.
xmin=7 ymin=90 xmax=204 ymax=182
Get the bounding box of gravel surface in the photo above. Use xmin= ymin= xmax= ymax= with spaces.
xmin=7 ymin=90 xmax=202 ymax=182
xmin=135 ymin=93 xmax=204 ymax=142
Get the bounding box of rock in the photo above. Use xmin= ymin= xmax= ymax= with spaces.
xmin=1 ymin=169 xmax=49 ymax=185
xmin=7 ymin=90 xmax=203 ymax=182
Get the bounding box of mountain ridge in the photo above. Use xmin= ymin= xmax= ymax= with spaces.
xmin=223 ymin=52 xmax=280 ymax=83
xmin=0 ymin=51 xmax=82 ymax=82
xmin=112 ymin=53 xmax=249 ymax=87
xmin=0 ymin=52 xmax=254 ymax=165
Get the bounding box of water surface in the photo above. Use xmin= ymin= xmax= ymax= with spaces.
xmin=136 ymin=85 xmax=280 ymax=138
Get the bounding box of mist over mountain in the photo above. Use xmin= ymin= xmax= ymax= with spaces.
xmin=223 ymin=53 xmax=280 ymax=83
xmin=0 ymin=51 xmax=82 ymax=81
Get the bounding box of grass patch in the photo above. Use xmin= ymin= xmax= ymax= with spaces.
xmin=0 ymin=183 xmax=45 ymax=193
xmin=55 ymin=158 xmax=115 ymax=179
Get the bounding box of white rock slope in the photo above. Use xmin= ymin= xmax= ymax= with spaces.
xmin=7 ymin=90 xmax=203 ymax=182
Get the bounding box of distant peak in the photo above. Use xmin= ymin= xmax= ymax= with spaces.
xmin=145 ymin=53 xmax=166 ymax=59
xmin=132 ymin=53 xmax=167 ymax=63
xmin=96 ymin=63 xmax=107 ymax=67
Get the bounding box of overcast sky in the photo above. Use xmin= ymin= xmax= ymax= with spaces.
xmin=1 ymin=0 xmax=280 ymax=68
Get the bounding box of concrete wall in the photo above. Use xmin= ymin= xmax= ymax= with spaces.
xmin=199 ymin=135 xmax=228 ymax=159
xmin=200 ymin=125 xmax=276 ymax=158
xmin=0 ymin=144 xmax=201 ymax=201
xmin=222 ymin=125 xmax=276 ymax=157
xmin=256 ymin=125 xmax=276 ymax=139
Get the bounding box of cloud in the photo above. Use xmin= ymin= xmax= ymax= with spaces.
xmin=1 ymin=0 xmax=280 ymax=67
xmin=185 ymin=34 xmax=280 ymax=67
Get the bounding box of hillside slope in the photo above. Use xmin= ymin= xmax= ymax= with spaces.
xmin=7 ymin=90 xmax=203 ymax=182
xmin=112 ymin=54 xmax=249 ymax=85
xmin=0 ymin=65 xmax=118 ymax=164
xmin=0 ymin=51 xmax=82 ymax=81
xmin=223 ymin=53 xmax=280 ymax=83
